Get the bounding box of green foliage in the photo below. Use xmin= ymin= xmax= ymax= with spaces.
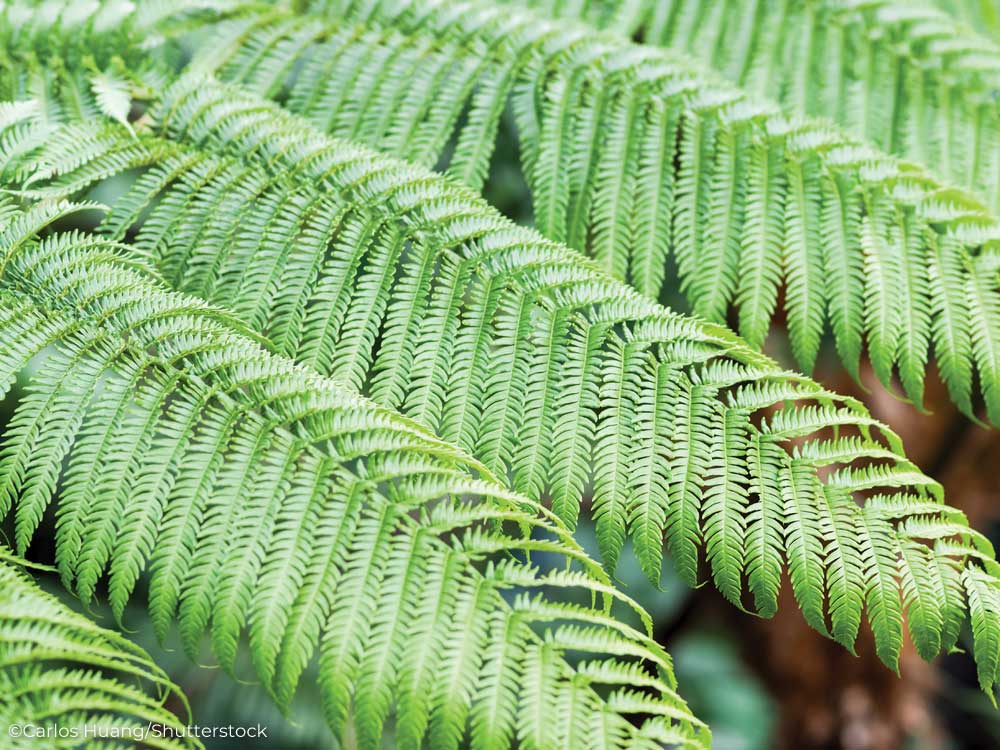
xmin=9 ymin=71 xmax=1000 ymax=699
xmin=0 ymin=0 xmax=231 ymax=111
xmin=518 ymin=0 xmax=1000 ymax=214
xmin=0 ymin=197 xmax=706 ymax=748
xmin=175 ymin=0 xmax=1000 ymax=424
xmin=3 ymin=0 xmax=1000 ymax=745
xmin=932 ymin=0 xmax=1000 ymax=38
xmin=0 ymin=547 xmax=199 ymax=750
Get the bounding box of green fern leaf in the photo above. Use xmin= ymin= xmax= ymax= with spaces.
xmin=525 ymin=0 xmax=1000 ymax=214
xmin=7 ymin=0 xmax=1000 ymax=712
xmin=88 ymin=63 xmax=132 ymax=128
xmin=0 ymin=547 xmax=199 ymax=750
xmin=0 ymin=197 xmax=708 ymax=749
xmin=10 ymin=76 xmax=1000 ymax=692
xmin=168 ymin=0 xmax=1000 ymax=422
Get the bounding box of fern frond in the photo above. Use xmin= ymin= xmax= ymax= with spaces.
xmin=0 ymin=0 xmax=251 ymax=134
xmin=171 ymin=0 xmax=1000 ymax=422
xmin=0 ymin=197 xmax=707 ymax=749
xmin=521 ymin=0 xmax=1000 ymax=215
xmin=13 ymin=76 xmax=1000 ymax=690
xmin=0 ymin=547 xmax=199 ymax=750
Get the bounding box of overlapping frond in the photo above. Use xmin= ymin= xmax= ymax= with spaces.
xmin=513 ymin=0 xmax=1000 ymax=215
xmin=0 ymin=547 xmax=199 ymax=750
xmin=11 ymin=75 xmax=1000 ymax=692
xmin=0 ymin=197 xmax=707 ymax=749
xmin=159 ymin=0 xmax=1000 ymax=424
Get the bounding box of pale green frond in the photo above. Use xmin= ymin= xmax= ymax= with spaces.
xmin=966 ymin=566 xmax=1000 ymax=701
xmin=171 ymin=0 xmax=1000 ymax=422
xmin=6 ymin=0 xmax=1000 ymax=718
xmin=88 ymin=63 xmax=132 ymax=128
xmin=0 ymin=199 xmax=708 ymax=749
xmin=10 ymin=78 xmax=1000 ymax=689
xmin=0 ymin=547 xmax=199 ymax=750
xmin=519 ymin=0 xmax=1000 ymax=213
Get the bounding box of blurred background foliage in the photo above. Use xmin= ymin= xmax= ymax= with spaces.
xmin=3 ymin=84 xmax=999 ymax=750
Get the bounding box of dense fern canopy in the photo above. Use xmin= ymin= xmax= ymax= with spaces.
xmin=171 ymin=0 xmax=1000 ymax=425
xmin=7 ymin=67 xmax=1000 ymax=691
xmin=0 ymin=548 xmax=199 ymax=750
xmin=3 ymin=0 xmax=1000 ymax=746
xmin=0 ymin=197 xmax=709 ymax=748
